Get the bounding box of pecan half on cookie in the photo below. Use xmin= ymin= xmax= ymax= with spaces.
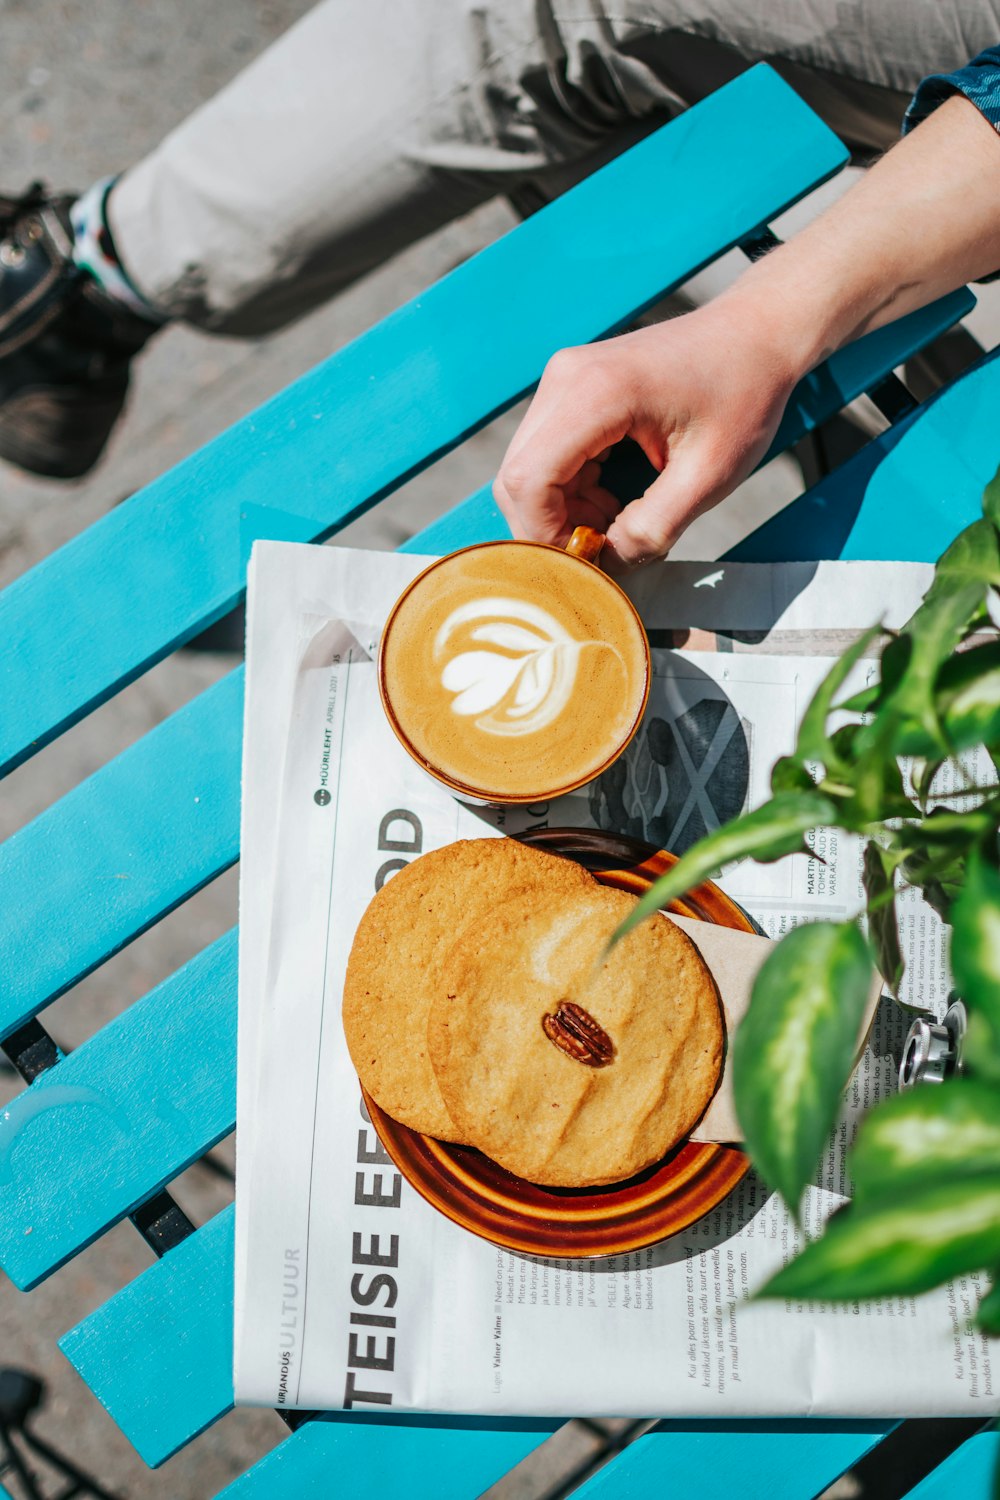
xmin=542 ymin=1001 xmax=614 ymax=1066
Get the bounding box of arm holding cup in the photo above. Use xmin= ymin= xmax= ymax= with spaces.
xmin=494 ymin=94 xmax=1000 ymax=569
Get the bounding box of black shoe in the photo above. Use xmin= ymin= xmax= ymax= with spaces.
xmin=0 ymin=183 xmax=160 ymax=479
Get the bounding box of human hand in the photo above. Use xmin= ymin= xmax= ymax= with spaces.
xmin=493 ymin=304 xmax=798 ymax=568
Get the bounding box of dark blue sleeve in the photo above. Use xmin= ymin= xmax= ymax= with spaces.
xmin=905 ymin=45 xmax=1000 ymax=135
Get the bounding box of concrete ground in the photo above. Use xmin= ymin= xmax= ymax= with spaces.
xmin=1 ymin=5 xmax=997 ymax=1498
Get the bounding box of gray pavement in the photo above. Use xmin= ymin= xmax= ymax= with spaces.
xmin=1 ymin=6 xmax=998 ymax=1499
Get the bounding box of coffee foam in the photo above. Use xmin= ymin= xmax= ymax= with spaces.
xmin=381 ymin=544 xmax=648 ymax=798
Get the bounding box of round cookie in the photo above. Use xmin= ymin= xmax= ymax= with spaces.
xmin=428 ymin=884 xmax=723 ymax=1184
xmin=343 ymin=837 xmax=595 ymax=1139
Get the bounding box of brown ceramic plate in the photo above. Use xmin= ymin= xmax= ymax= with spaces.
xmin=363 ymin=828 xmax=755 ymax=1258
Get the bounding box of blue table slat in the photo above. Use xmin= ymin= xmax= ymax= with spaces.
xmin=904 ymin=1429 xmax=998 ymax=1498
xmin=0 ymin=932 xmax=235 ymax=1289
xmin=400 ymin=487 xmax=510 ymax=555
xmin=730 ymin=346 xmax=1000 ymax=564
xmin=60 ymin=1208 xmax=237 ymax=1465
xmin=0 ymin=66 xmax=848 ymax=778
xmin=569 ymin=1422 xmax=893 ymax=1500
xmin=0 ymin=670 xmax=243 ymax=1042
xmin=214 ymin=1418 xmax=556 ymax=1500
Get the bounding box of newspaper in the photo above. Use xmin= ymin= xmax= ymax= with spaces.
xmin=234 ymin=543 xmax=996 ymax=1418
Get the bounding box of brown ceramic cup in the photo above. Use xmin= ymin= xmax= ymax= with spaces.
xmin=378 ymin=528 xmax=651 ymax=806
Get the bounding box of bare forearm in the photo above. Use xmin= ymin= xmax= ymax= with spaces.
xmin=718 ymin=95 xmax=1000 ymax=382
xmin=496 ymin=92 xmax=1000 ymax=566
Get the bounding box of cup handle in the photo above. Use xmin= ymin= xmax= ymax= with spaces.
xmin=565 ymin=526 xmax=605 ymax=564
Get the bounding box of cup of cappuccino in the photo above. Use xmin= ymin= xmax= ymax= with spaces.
xmin=378 ymin=528 xmax=650 ymax=805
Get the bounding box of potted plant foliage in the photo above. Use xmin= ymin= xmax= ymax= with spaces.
xmin=618 ymin=473 xmax=1000 ymax=1329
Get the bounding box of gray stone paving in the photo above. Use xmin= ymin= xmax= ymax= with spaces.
xmin=1 ymin=5 xmax=998 ymax=1498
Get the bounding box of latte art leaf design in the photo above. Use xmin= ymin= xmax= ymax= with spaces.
xmin=435 ymin=597 xmax=616 ymax=737
xmin=440 ymin=650 xmax=526 ymax=716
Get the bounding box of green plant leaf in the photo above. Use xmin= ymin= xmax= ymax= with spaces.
xmin=898 ymin=839 xmax=969 ymax=923
xmin=939 ymin=642 xmax=1000 ymax=752
xmin=732 ymin=921 xmax=872 ymax=1219
xmin=609 ymin=791 xmax=837 ymax=943
xmin=912 ymin=757 xmax=945 ymax=811
xmin=827 ymin=722 xmax=863 ymax=759
xmin=966 ymin=1012 xmax=1000 ymax=1084
xmin=838 ymin=681 xmax=881 ymax=716
xmin=892 ymin=641 xmax=1000 ymax=756
xmin=792 ymin=625 xmax=882 ymax=768
xmin=932 ymin=517 xmax=1000 ymax=590
xmin=975 ymin=1274 xmax=1000 ymax=1336
xmin=860 ymin=525 xmax=995 ymax=758
xmin=771 ymin=756 xmax=818 ymax=794
xmin=950 ymin=851 xmax=1000 ymax=1060
xmin=758 ymin=1174 xmax=1000 ymax=1301
xmin=896 ymin=805 xmax=999 ymax=851
xmin=856 ymin=744 xmax=917 ymax=822
xmin=951 ymin=851 xmax=1000 ymax=1022
xmin=876 ymin=633 xmax=912 ymax=700
xmin=862 ymin=842 xmax=903 ymax=996
xmin=982 ymin=462 xmax=1000 ymax=533
xmin=850 ymin=1081 xmax=1000 ymax=1204
xmin=988 ymin=586 xmax=1000 ymax=633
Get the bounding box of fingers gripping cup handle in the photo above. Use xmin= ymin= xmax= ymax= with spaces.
xmin=565 ymin=526 xmax=605 ymax=565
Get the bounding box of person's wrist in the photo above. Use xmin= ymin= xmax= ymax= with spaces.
xmin=691 ymin=273 xmax=811 ymax=404
xmin=710 ymin=239 xmax=880 ymax=390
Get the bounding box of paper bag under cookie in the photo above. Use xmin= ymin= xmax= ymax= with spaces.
xmin=675 ymin=916 xmax=884 ymax=1144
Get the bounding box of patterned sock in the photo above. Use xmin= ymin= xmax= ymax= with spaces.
xmin=70 ymin=176 xmax=166 ymax=323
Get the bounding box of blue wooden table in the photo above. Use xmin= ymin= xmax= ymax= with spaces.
xmin=1 ymin=64 xmax=997 ymax=1499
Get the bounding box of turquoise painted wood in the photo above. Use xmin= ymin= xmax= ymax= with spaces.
xmin=568 ymin=1421 xmax=892 ymax=1499
xmin=762 ymin=291 xmax=973 ymax=462
xmin=214 ymin=1418 xmax=557 ymax=1500
xmin=214 ymin=1420 xmax=892 ymax=1500
xmin=0 ymin=670 xmax=243 ymax=1042
xmin=0 ymin=65 xmax=849 ymax=778
xmin=60 ymin=1208 xmax=239 ymax=1464
xmin=731 ymin=345 xmax=1000 ymax=563
xmin=0 ymin=932 xmax=235 ymax=1289
xmin=0 ymin=288 xmax=974 ymax=1044
xmin=904 ymin=1429 xmax=998 ymax=1497
xmin=402 ymin=487 xmax=510 ymax=555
